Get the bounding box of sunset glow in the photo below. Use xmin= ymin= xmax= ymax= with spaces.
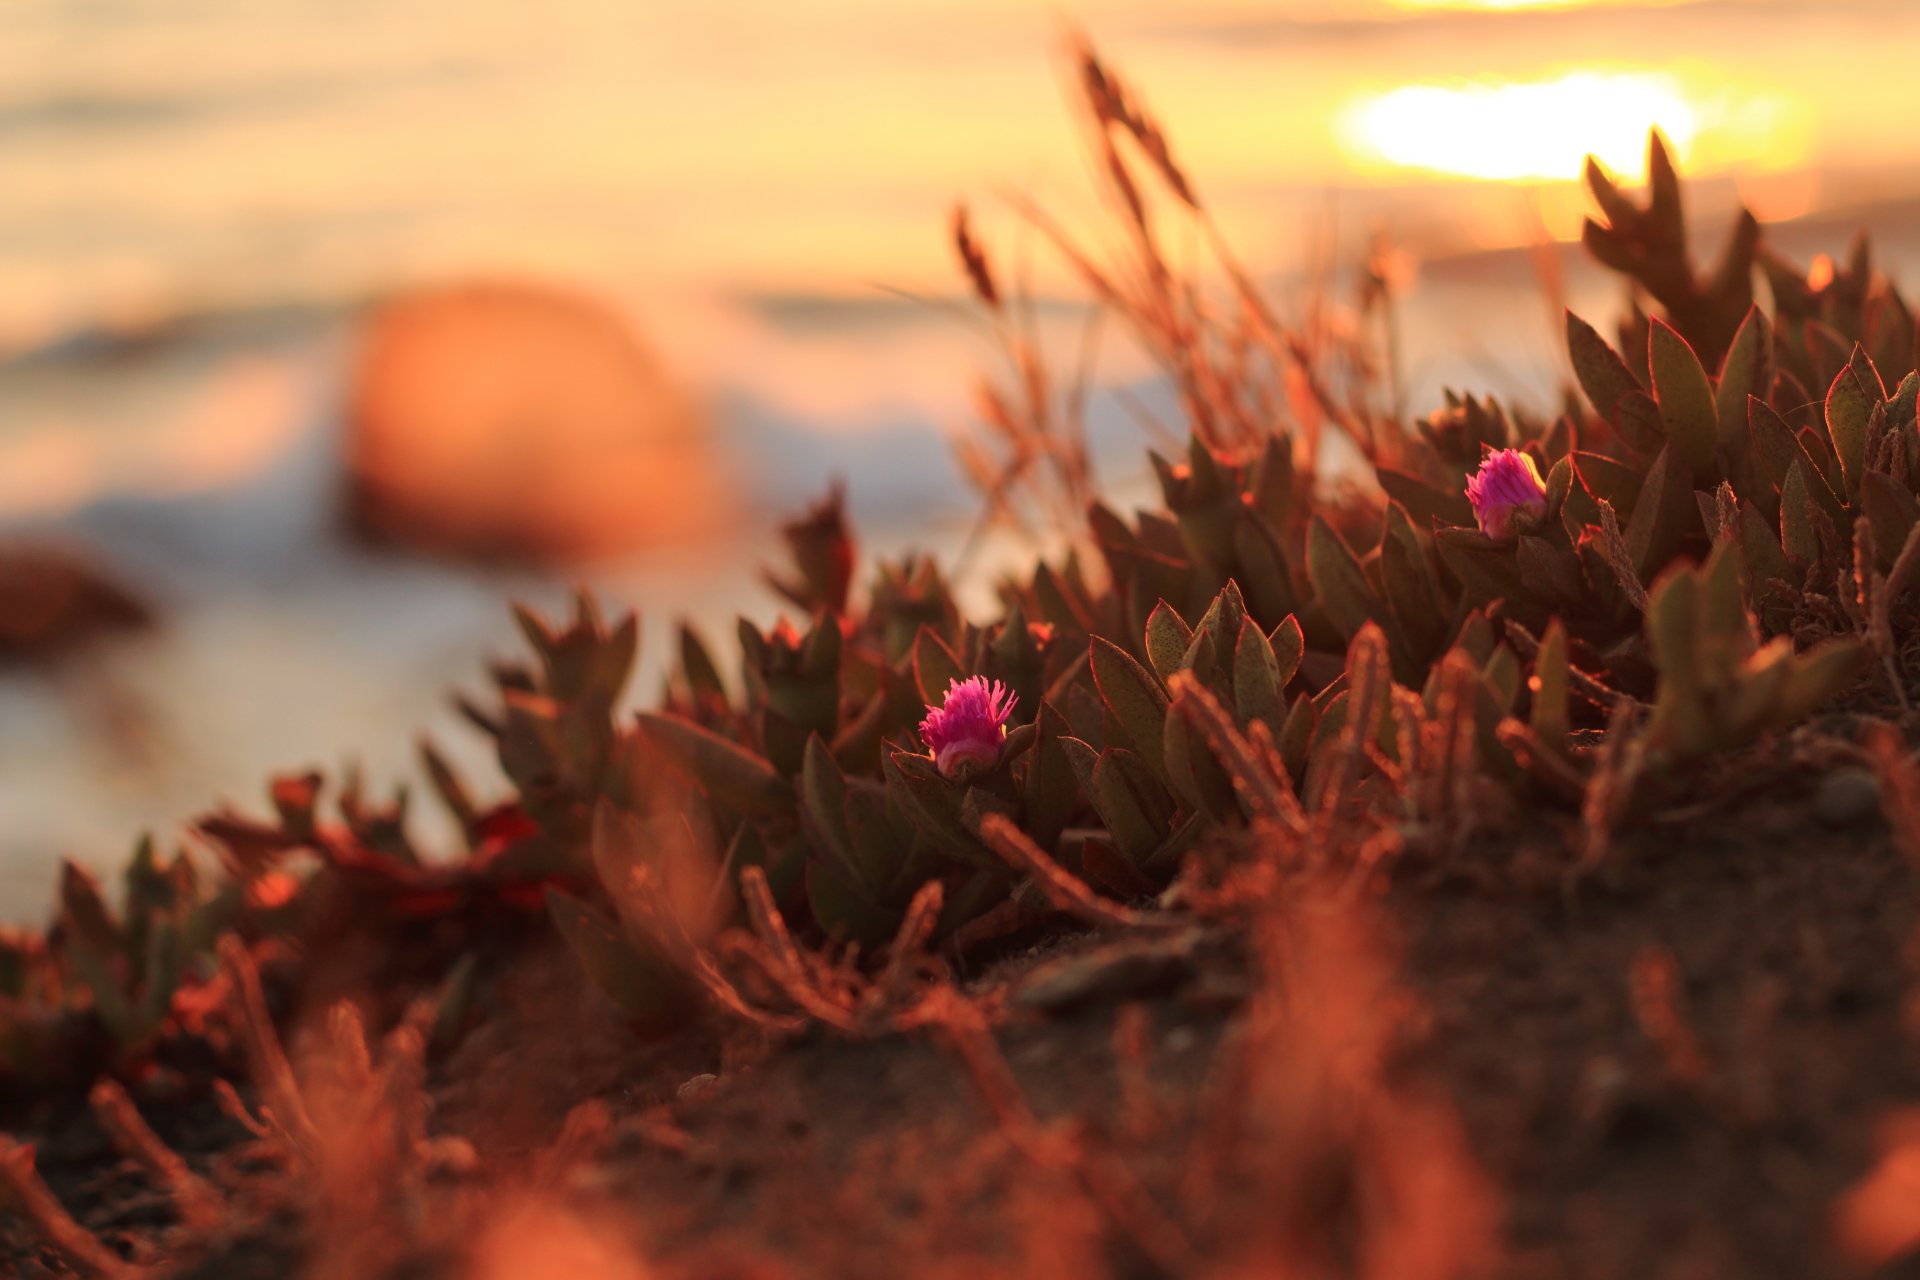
xmin=1342 ymin=73 xmax=1697 ymax=181
xmin=1341 ymin=69 xmax=1811 ymax=183
xmin=1388 ymin=0 xmax=1686 ymax=9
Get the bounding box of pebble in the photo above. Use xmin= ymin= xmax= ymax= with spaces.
xmin=1813 ymin=768 xmax=1882 ymax=827
xmin=1012 ymin=931 xmax=1203 ymax=1012
xmin=677 ymin=1073 xmax=721 ymax=1106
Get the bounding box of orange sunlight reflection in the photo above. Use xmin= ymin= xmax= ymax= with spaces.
xmin=1388 ymin=0 xmax=1684 ymax=9
xmin=1341 ymin=70 xmax=1808 ymax=182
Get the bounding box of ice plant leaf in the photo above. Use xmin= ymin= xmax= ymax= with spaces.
xmin=1529 ymin=619 xmax=1571 ymax=743
xmin=1021 ymin=701 xmax=1077 ymax=850
xmin=1646 ymin=563 xmax=1710 ymax=758
xmin=1089 ymin=637 xmax=1170 ymax=780
xmin=1891 ymin=371 xmax=1920 ymax=431
xmin=1573 ymin=452 xmax=1643 ymax=515
xmin=1144 ymin=600 xmax=1193 ymax=682
xmin=1269 ymin=615 xmax=1304 ymax=689
xmin=799 ymin=735 xmax=859 ymax=887
xmin=1307 ymin=515 xmax=1383 ymax=640
xmin=1715 ymin=306 xmax=1772 ymax=443
xmin=1826 ymin=344 xmax=1884 ymax=497
xmin=1377 ymin=467 xmax=1475 ymax=530
xmin=884 ymin=750 xmax=994 ymax=867
xmin=1859 ymin=473 xmax=1920 ymax=572
xmin=1770 ymin=639 xmax=1867 ymax=725
xmin=1737 ymin=502 xmax=1793 ymax=626
xmin=1624 ymin=445 xmax=1693 ymax=579
xmin=1088 ymin=748 xmax=1174 ymax=864
xmin=1232 ymin=618 xmax=1283 ymax=732
xmin=1162 ymin=697 xmax=1238 ymax=821
xmin=677 ymin=623 xmax=729 ymax=705
xmin=805 ymin=858 xmax=901 ymax=947
xmin=1781 ymin=460 xmax=1822 ymax=566
xmin=638 ymin=712 xmax=792 ymax=817
xmin=1566 ymin=310 xmax=1644 ymax=423
xmin=911 ymin=626 xmax=964 ymax=710
xmin=1232 ymin=515 xmax=1298 ymax=626
xmin=544 ymin=889 xmax=686 ymax=1024
xmin=1649 ymin=317 xmax=1719 ymax=483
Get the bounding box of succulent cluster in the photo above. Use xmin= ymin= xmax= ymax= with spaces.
xmin=0 ymin=59 xmax=1915 ymax=1121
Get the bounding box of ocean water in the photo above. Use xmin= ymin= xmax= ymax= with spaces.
xmin=4 ymin=0 xmax=1920 ymax=914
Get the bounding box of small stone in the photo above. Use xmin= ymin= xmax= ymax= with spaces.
xmin=1814 ymin=768 xmax=1881 ymax=827
xmin=1012 ymin=931 xmax=1202 ymax=1012
xmin=677 ymin=1073 xmax=721 ymax=1106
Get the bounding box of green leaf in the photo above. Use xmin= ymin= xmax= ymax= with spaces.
xmin=1162 ymin=702 xmax=1238 ymax=821
xmin=1089 ymin=749 xmax=1175 ymax=863
xmin=911 ymin=625 xmax=964 ymax=709
xmin=1860 ymin=472 xmax=1920 ymax=572
xmin=805 ymin=858 xmax=902 ymax=948
xmin=1247 ymin=434 xmax=1294 ymax=526
xmin=1376 ymin=467 xmax=1475 ymax=530
xmin=1715 ymin=306 xmax=1772 ymax=443
xmin=1231 ymin=619 xmax=1283 ymax=731
xmin=1781 ymin=460 xmax=1822 ymax=566
xmin=677 ymin=624 xmax=729 ymax=704
xmin=1269 ymin=615 xmax=1304 ymax=689
xmin=1890 ymin=371 xmax=1919 ymax=430
xmin=1572 ymin=452 xmax=1643 ymax=515
xmin=1646 ymin=563 xmax=1709 ymax=757
xmin=885 ymin=750 xmax=993 ymax=867
xmin=1624 ymin=445 xmax=1694 ymax=579
xmin=1278 ymin=693 xmax=1318 ymax=779
xmin=1737 ymin=501 xmax=1793 ymax=614
xmin=1567 ymin=310 xmax=1644 ymax=422
xmin=1021 ymin=701 xmax=1077 ymax=850
xmin=1089 ymin=636 xmax=1171 ymax=781
xmin=1307 ymin=515 xmax=1383 ymax=640
xmin=1144 ymin=600 xmax=1193 ymax=682
xmin=638 ymin=712 xmax=792 ymax=816
xmin=1695 ymin=539 xmax=1751 ymax=673
xmin=1649 ymin=317 xmax=1719 ymax=483
xmin=1232 ymin=515 xmax=1298 ymax=626
xmin=1381 ymin=504 xmax=1448 ymax=663
xmin=60 ymin=861 xmax=120 ymax=955
xmin=846 ymin=784 xmax=912 ymax=898
xmin=1770 ymin=639 xmax=1866 ymax=724
xmin=544 ymin=889 xmax=687 ymax=1024
xmin=1826 ymin=344 xmax=1885 ymax=497
xmin=1529 ymin=619 xmax=1570 ymax=742
xmin=799 ymin=735 xmax=864 ymax=894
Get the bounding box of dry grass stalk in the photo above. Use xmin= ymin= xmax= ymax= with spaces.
xmin=88 ymin=1080 xmax=224 ymax=1232
xmin=1168 ymin=672 xmax=1307 ymax=835
xmin=1577 ymin=699 xmax=1648 ymax=874
xmin=0 ymin=1134 xmax=145 ymax=1278
xmin=1594 ymin=499 xmax=1652 ymax=612
xmin=1185 ymin=875 xmax=1501 ymax=1278
xmin=216 ymin=935 xmax=319 ymax=1154
xmin=1866 ymin=722 xmax=1920 ymax=867
xmin=1628 ymin=946 xmax=1711 ymax=1090
xmin=975 ymin=813 xmax=1177 ymax=931
xmin=915 ymin=984 xmax=1198 ymax=1275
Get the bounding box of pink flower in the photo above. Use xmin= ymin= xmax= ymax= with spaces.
xmin=1465 ymin=449 xmax=1548 ymax=540
xmin=919 ymin=676 xmax=1017 ymax=778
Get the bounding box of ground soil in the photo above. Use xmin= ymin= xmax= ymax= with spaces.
xmin=8 ymin=739 xmax=1920 ymax=1279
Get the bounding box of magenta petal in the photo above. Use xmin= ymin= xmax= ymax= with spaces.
xmin=919 ymin=675 xmax=1017 ymax=778
xmin=1465 ymin=449 xmax=1548 ymax=540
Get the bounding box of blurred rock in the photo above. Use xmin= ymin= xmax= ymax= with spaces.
xmin=0 ymin=543 xmax=151 ymax=663
xmin=344 ymin=283 xmax=729 ymax=561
